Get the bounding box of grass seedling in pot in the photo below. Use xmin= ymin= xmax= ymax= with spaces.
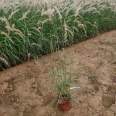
xmin=50 ymin=59 xmax=78 ymax=112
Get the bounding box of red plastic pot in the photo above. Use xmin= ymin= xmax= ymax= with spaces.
xmin=57 ymin=99 xmax=72 ymax=112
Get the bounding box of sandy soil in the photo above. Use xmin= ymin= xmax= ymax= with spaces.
xmin=0 ymin=31 xmax=116 ymax=116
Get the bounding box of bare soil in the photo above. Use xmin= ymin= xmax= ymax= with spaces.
xmin=0 ymin=31 xmax=116 ymax=116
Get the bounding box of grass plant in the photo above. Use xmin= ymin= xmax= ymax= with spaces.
xmin=50 ymin=58 xmax=72 ymax=100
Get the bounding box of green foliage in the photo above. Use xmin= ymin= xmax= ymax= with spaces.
xmin=0 ymin=1 xmax=116 ymax=70
xmin=50 ymin=59 xmax=72 ymax=98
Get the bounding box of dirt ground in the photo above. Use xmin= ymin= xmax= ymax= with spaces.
xmin=0 ymin=31 xmax=116 ymax=116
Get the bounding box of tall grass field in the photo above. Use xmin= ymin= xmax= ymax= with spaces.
xmin=0 ymin=0 xmax=116 ymax=70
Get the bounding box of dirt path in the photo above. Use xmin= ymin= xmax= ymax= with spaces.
xmin=0 ymin=31 xmax=116 ymax=116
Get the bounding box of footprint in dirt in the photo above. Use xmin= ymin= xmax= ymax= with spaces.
xmin=102 ymin=94 xmax=115 ymax=108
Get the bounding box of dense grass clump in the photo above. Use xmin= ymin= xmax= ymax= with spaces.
xmin=0 ymin=1 xmax=116 ymax=70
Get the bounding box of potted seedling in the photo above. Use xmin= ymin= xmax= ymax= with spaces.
xmin=50 ymin=57 xmax=80 ymax=112
xmin=56 ymin=77 xmax=72 ymax=112
xmin=55 ymin=75 xmax=80 ymax=112
xmin=50 ymin=59 xmax=72 ymax=112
